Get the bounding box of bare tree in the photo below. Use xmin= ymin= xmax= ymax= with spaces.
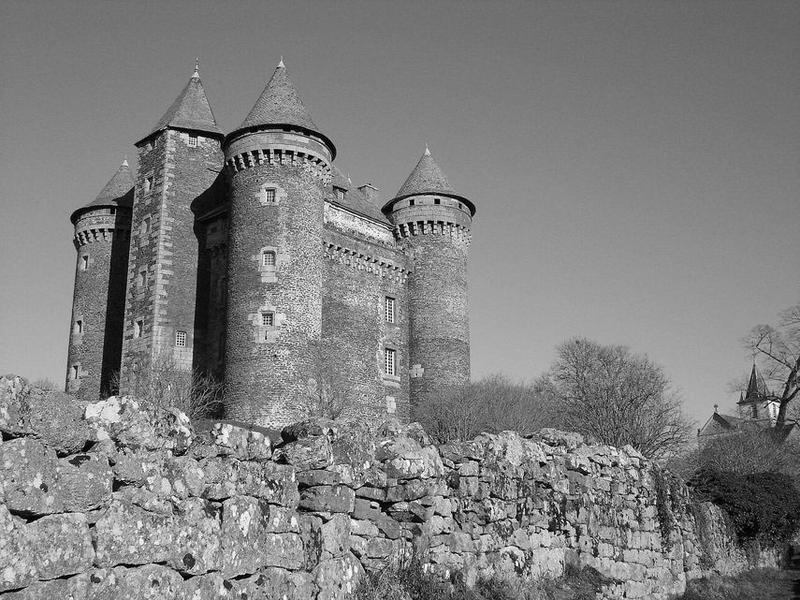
xmin=303 ymin=340 xmax=356 ymax=420
xmin=742 ymin=302 xmax=800 ymax=430
xmin=416 ymin=374 xmax=559 ymax=443
xmin=547 ymin=338 xmax=692 ymax=459
xmin=115 ymin=353 xmax=224 ymax=421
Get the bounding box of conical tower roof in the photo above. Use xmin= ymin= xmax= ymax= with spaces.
xmin=743 ymin=364 xmax=769 ymax=402
xmin=395 ymin=147 xmax=457 ymax=198
xmin=383 ymin=147 xmax=475 ymax=216
xmin=140 ymin=63 xmax=222 ymax=143
xmin=71 ymin=158 xmax=134 ymax=223
xmin=229 ymin=60 xmax=335 ymax=157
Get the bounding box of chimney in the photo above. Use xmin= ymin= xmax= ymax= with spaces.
xmin=358 ymin=183 xmax=380 ymax=204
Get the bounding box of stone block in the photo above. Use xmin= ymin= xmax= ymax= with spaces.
xmin=299 ymin=485 xmax=355 ymax=513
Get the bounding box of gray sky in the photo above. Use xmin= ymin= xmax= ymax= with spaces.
xmin=1 ymin=0 xmax=798 ymax=426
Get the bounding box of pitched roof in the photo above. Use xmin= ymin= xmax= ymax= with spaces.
xmin=238 ymin=61 xmax=319 ymax=133
xmin=71 ymin=159 xmax=134 ymax=223
xmin=329 ymin=165 xmax=390 ymax=225
xmin=395 ymin=147 xmax=456 ymax=198
xmin=742 ymin=364 xmax=770 ymax=402
xmin=144 ymin=66 xmax=222 ymax=141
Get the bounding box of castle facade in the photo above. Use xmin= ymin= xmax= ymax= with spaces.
xmin=65 ymin=61 xmax=475 ymax=426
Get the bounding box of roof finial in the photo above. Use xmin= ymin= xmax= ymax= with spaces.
xmin=193 ymin=57 xmax=200 ymax=78
xmin=714 ymin=404 xmax=719 ymax=413
xmin=424 ymin=143 xmax=430 ymax=156
xmin=347 ymin=172 xmax=352 ymax=185
xmin=278 ymin=56 xmax=285 ymax=69
xmin=122 ymin=155 xmax=128 ymax=167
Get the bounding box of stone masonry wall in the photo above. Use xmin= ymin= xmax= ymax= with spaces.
xmin=0 ymin=376 xmax=779 ymax=600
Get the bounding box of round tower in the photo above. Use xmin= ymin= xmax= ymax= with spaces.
xmin=66 ymin=158 xmax=133 ymax=400
xmin=382 ymin=148 xmax=476 ymax=415
xmin=223 ymin=60 xmax=334 ymax=426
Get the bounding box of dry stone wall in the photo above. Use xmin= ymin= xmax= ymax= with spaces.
xmin=0 ymin=376 xmax=779 ymax=599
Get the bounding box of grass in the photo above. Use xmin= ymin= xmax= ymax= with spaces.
xmin=679 ymin=568 xmax=798 ymax=600
xmin=353 ymin=562 xmax=610 ymax=600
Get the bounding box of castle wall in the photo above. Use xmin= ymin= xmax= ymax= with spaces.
xmin=66 ymin=208 xmax=131 ymax=400
xmin=120 ymin=130 xmax=224 ymax=390
xmin=322 ymin=218 xmax=411 ymax=422
xmin=0 ymin=379 xmax=782 ymax=600
xmin=223 ymin=131 xmax=332 ymax=426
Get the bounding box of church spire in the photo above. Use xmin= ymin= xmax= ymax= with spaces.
xmin=140 ymin=61 xmax=222 ymax=143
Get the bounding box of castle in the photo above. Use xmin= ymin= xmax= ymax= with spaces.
xmin=65 ymin=60 xmax=475 ymax=427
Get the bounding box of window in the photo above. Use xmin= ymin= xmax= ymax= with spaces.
xmin=72 ymin=365 xmax=79 ymax=380
xmin=74 ymin=320 xmax=83 ymax=334
xmin=334 ymin=187 xmax=345 ymax=201
xmin=141 ymin=216 xmax=151 ymax=235
xmin=144 ymin=177 xmax=153 ymax=193
xmin=384 ymin=348 xmax=396 ymax=376
xmin=262 ymin=250 xmax=276 ymax=268
xmin=138 ymin=268 xmax=147 ymax=288
xmin=110 ymin=207 xmax=116 ymax=215
xmin=175 ymin=330 xmax=187 ymax=347
xmin=409 ymin=199 xmax=415 ymax=206
xmin=134 ymin=320 xmax=143 ymax=338
xmin=188 ymin=134 xmax=198 ymax=147
xmin=263 ymin=188 xmax=276 ymax=203
xmin=434 ymin=198 xmax=441 ymax=205
xmin=145 ymin=141 xmax=153 ymax=151
xmin=261 ymin=312 xmax=274 ymax=327
xmin=384 ymin=296 xmax=395 ymax=323
xmin=80 ymin=255 xmax=89 ymax=270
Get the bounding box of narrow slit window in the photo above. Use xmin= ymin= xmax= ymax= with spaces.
xmin=138 ymin=269 xmax=147 ymax=288
xmin=74 ymin=320 xmax=83 ymax=334
xmin=188 ymin=134 xmax=198 ymax=147
xmin=80 ymin=255 xmax=89 ymax=270
xmin=145 ymin=176 xmax=154 ymax=193
xmin=72 ymin=365 xmax=79 ymax=380
xmin=175 ymin=330 xmax=187 ymax=347
xmin=409 ymin=199 xmax=415 ymax=206
xmin=134 ymin=320 xmax=143 ymax=338
xmin=141 ymin=216 xmax=151 ymax=235
xmin=261 ymin=312 xmax=274 ymax=327
xmin=262 ymin=250 xmax=276 ymax=268
xmin=384 ymin=348 xmax=396 ymax=376
xmin=385 ymin=297 xmax=395 ymax=323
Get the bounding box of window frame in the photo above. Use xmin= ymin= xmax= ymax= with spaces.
xmin=262 ymin=249 xmax=276 ymax=268
xmin=261 ymin=311 xmax=274 ymax=327
xmin=384 ymin=348 xmax=396 ymax=376
xmin=384 ymin=296 xmax=395 ymax=324
xmin=74 ymin=320 xmax=83 ymax=335
xmin=188 ymin=133 xmax=198 ymax=147
xmin=80 ymin=255 xmax=89 ymax=271
xmin=134 ymin=320 xmax=143 ymax=338
xmin=263 ymin=188 xmax=276 ymax=204
xmin=175 ymin=330 xmax=187 ymax=347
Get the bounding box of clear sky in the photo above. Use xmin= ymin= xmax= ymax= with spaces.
xmin=1 ymin=0 xmax=798 ymax=426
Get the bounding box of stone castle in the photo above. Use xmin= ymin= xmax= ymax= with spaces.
xmin=65 ymin=60 xmax=475 ymax=426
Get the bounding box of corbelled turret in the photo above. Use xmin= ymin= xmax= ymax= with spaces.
xmin=223 ymin=60 xmax=334 ymax=426
xmin=67 ymin=158 xmax=133 ymax=399
xmin=383 ymin=147 xmax=475 ymax=415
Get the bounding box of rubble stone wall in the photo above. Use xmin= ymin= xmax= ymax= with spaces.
xmin=0 ymin=376 xmax=780 ymax=599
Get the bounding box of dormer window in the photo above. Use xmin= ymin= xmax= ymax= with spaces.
xmin=188 ymin=134 xmax=198 ymax=147
xmin=334 ymin=187 xmax=346 ymax=201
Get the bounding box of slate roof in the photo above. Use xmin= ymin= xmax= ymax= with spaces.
xmin=395 ymin=147 xmax=456 ymax=198
xmin=329 ymin=165 xmax=390 ymax=225
xmin=238 ymin=62 xmax=318 ymax=132
xmin=71 ymin=159 xmax=134 ymax=223
xmin=741 ymin=364 xmax=771 ymax=403
xmin=383 ymin=147 xmax=475 ymax=216
xmin=143 ymin=69 xmax=222 ymax=141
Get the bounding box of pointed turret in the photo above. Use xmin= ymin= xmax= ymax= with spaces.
xmin=383 ymin=147 xmax=475 ymax=216
xmin=227 ymin=60 xmax=335 ymax=158
xmin=744 ymin=363 xmax=768 ymax=402
xmin=71 ymin=159 xmax=134 ymax=223
xmin=139 ymin=63 xmax=222 ymax=143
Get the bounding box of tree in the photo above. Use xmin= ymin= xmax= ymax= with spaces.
xmin=742 ymin=302 xmax=800 ymax=430
xmin=114 ymin=353 xmax=224 ymax=421
xmin=303 ymin=340 xmax=357 ymax=420
xmin=415 ymin=374 xmax=559 ymax=443
xmin=547 ymin=338 xmax=692 ymax=459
